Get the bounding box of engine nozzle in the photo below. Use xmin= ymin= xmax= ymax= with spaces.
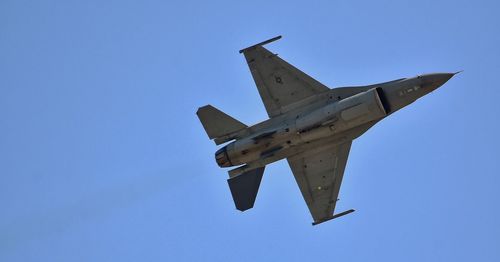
xmin=215 ymin=146 xmax=232 ymax=167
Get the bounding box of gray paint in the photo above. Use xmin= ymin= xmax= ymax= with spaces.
xmin=196 ymin=36 xmax=457 ymax=225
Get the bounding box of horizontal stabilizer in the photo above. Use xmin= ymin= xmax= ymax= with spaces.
xmin=196 ymin=105 xmax=247 ymax=142
xmin=227 ymin=167 xmax=265 ymax=211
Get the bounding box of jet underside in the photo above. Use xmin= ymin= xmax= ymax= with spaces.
xmin=196 ymin=35 xmax=457 ymax=225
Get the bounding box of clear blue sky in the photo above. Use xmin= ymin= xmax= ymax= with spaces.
xmin=1 ymin=0 xmax=499 ymax=261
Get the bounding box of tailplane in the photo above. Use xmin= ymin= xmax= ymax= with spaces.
xmin=196 ymin=105 xmax=247 ymax=145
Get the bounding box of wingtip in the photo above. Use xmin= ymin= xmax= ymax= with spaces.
xmin=311 ymin=209 xmax=356 ymax=226
xmin=239 ymin=35 xmax=283 ymax=54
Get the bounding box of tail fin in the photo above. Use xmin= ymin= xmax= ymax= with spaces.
xmin=196 ymin=105 xmax=247 ymax=144
xmin=227 ymin=167 xmax=265 ymax=211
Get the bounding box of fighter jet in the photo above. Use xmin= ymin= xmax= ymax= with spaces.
xmin=196 ymin=36 xmax=458 ymax=225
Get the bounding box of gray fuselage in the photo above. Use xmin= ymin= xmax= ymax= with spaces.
xmin=216 ymin=73 xmax=454 ymax=176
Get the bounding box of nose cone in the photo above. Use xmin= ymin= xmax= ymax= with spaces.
xmin=420 ymin=72 xmax=458 ymax=91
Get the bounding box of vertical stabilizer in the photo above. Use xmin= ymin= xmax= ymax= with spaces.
xmin=227 ymin=167 xmax=265 ymax=211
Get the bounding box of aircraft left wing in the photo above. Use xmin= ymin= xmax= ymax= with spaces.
xmin=240 ymin=36 xmax=330 ymax=118
xmin=287 ymin=141 xmax=353 ymax=225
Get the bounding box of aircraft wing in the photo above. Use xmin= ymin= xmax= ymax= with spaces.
xmin=287 ymin=141 xmax=353 ymax=225
xmin=240 ymin=36 xmax=329 ymax=118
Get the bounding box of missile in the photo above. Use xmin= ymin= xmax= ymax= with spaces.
xmin=312 ymin=209 xmax=355 ymax=226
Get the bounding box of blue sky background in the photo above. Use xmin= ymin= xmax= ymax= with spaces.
xmin=1 ymin=0 xmax=500 ymax=261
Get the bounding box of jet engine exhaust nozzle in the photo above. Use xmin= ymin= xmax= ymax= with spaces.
xmin=215 ymin=146 xmax=232 ymax=167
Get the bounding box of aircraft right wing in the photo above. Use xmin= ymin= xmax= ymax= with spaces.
xmin=287 ymin=141 xmax=353 ymax=225
xmin=240 ymin=36 xmax=330 ymax=118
